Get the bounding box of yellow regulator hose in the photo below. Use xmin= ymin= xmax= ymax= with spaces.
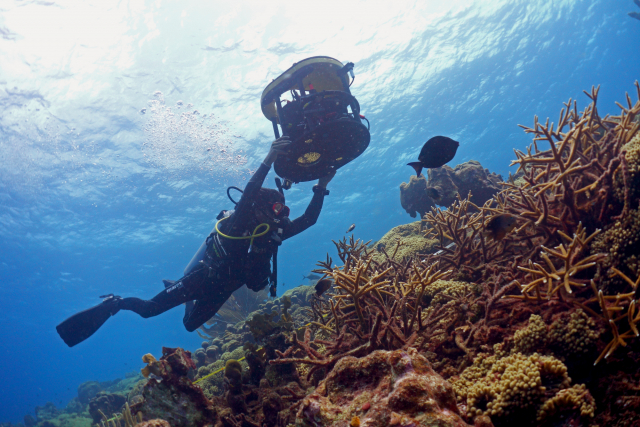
xmin=214 ymin=216 xmax=270 ymax=247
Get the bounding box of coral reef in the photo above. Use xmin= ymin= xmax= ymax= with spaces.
xmin=399 ymin=175 xmax=435 ymax=218
xmin=400 ymin=160 xmax=503 ymax=218
xmin=88 ymin=393 xmax=126 ymax=423
xmin=268 ymin=83 xmax=640 ymax=426
xmin=135 ymin=348 xmax=217 ymax=427
xmin=451 ymin=351 xmax=590 ymax=425
xmin=370 ymin=221 xmax=438 ymax=264
xmin=427 ymin=161 xmax=504 ymax=207
xmin=296 ymin=348 xmax=470 ymax=427
xmin=15 ymin=83 xmax=640 ymax=427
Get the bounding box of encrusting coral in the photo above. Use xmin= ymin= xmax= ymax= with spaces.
xmin=296 ymin=347 xmax=470 ymax=427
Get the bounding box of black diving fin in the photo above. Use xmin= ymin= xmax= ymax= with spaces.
xmin=56 ymin=294 xmax=122 ymax=347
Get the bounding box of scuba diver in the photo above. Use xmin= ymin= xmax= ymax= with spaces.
xmin=56 ymin=136 xmax=335 ymax=347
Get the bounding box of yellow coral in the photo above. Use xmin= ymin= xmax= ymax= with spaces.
xmin=513 ymin=314 xmax=547 ymax=355
xmin=548 ymin=309 xmax=600 ymax=357
xmin=591 ymin=205 xmax=640 ymax=282
xmin=537 ymin=384 xmax=595 ymax=422
xmin=423 ymin=280 xmax=475 ymax=305
xmin=624 ymin=126 xmax=640 ymax=174
xmin=371 ymin=221 xmax=438 ymax=264
xmin=453 ymin=352 xmax=572 ymax=419
xmin=140 ymin=353 xmax=160 ymax=378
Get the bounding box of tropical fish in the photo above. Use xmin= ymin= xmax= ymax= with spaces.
xmin=377 ymin=243 xmax=386 ymax=252
xmin=302 ymin=273 xmax=321 ymax=281
xmin=315 ymin=278 xmax=333 ymax=296
xmin=630 ymin=0 xmax=640 ymax=21
xmin=484 ymin=214 xmax=518 ymax=242
xmin=346 ymin=224 xmax=356 ymax=233
xmin=407 ymin=136 xmax=460 ymax=178
xmin=425 ymin=187 xmax=441 ymax=202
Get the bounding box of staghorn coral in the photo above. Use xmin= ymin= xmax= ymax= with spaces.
xmin=512 ymin=223 xmax=604 ymax=302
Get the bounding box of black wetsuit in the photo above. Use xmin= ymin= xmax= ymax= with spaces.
xmin=117 ymin=163 xmax=326 ymax=331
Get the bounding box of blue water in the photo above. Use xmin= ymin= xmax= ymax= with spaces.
xmin=0 ymin=0 xmax=638 ymax=423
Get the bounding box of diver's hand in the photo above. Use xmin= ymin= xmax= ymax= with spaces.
xmin=264 ymin=136 xmax=291 ymax=166
xmin=317 ymin=169 xmax=336 ymax=189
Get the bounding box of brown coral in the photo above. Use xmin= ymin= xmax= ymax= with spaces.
xmin=295 ymin=348 xmax=470 ymax=427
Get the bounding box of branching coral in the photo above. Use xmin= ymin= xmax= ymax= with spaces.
xmin=512 ymin=223 xmax=604 ymax=301
xmin=261 ymin=84 xmax=640 ymax=426
xmin=271 ymin=236 xmax=456 ymax=381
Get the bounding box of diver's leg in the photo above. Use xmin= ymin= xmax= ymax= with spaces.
xmin=183 ymin=283 xmax=242 ymax=332
xmin=120 ymin=266 xmax=209 ymax=318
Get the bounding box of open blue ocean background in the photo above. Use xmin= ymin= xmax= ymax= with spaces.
xmin=0 ymin=0 xmax=638 ymax=423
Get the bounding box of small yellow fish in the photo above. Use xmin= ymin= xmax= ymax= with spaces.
xmin=350 ymin=415 xmax=361 ymax=427
xmin=484 ymin=214 xmax=517 ymax=242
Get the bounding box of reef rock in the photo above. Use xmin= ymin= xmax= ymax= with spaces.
xmin=88 ymin=392 xmax=126 ymax=423
xmin=137 ymin=347 xmax=217 ymax=427
xmin=400 ymin=175 xmax=435 ymax=218
xmin=138 ymin=420 xmax=172 ymax=427
xmin=78 ymin=380 xmax=102 ymax=405
xmin=295 ymin=347 xmax=470 ymax=427
xmin=400 ymin=161 xmax=503 ymax=217
xmin=34 ymin=402 xmax=59 ymax=423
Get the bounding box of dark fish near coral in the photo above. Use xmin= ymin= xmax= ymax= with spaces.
xmin=302 ymin=273 xmax=321 ymax=281
xmin=484 ymin=214 xmax=518 ymax=242
xmin=346 ymin=224 xmax=356 ymax=233
xmin=315 ymin=278 xmax=333 ymax=296
xmin=425 ymin=187 xmax=441 ymax=202
xmin=377 ymin=243 xmax=386 ymax=252
xmin=407 ymin=136 xmax=460 ymax=178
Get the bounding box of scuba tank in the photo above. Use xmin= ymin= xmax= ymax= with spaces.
xmin=183 ymin=210 xmax=232 ymax=276
xmin=183 ymin=186 xmax=242 ymax=276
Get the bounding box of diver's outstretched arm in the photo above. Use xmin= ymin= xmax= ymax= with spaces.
xmin=283 ymin=170 xmax=335 ymax=240
xmin=221 ymin=137 xmax=291 ymax=234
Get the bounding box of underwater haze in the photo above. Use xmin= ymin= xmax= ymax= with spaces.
xmin=0 ymin=0 xmax=638 ymax=423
